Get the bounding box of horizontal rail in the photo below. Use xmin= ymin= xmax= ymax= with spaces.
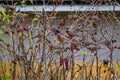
xmin=1 ymin=5 xmax=120 ymax=12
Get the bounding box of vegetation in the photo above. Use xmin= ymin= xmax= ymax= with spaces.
xmin=0 ymin=0 xmax=120 ymax=80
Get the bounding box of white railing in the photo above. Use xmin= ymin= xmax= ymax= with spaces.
xmin=1 ymin=5 xmax=120 ymax=12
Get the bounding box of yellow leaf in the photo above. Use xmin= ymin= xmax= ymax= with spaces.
xmin=33 ymin=18 xmax=38 ymax=21
xmin=55 ymin=40 xmax=60 ymax=44
xmin=116 ymin=68 xmax=120 ymax=73
xmin=81 ymin=51 xmax=87 ymax=55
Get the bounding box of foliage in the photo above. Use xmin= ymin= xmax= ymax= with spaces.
xmin=0 ymin=0 xmax=120 ymax=80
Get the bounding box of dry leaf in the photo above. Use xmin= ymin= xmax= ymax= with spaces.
xmin=89 ymin=47 xmax=97 ymax=52
xmin=93 ymin=22 xmax=98 ymax=28
xmin=48 ymin=43 xmax=55 ymax=52
xmin=68 ymin=15 xmax=78 ymax=21
xmin=59 ymin=20 xmax=67 ymax=27
xmin=91 ymin=36 xmax=97 ymax=42
xmin=33 ymin=32 xmax=44 ymax=39
xmin=85 ymin=42 xmax=90 ymax=46
xmin=66 ymin=31 xmax=75 ymax=39
xmin=57 ymin=35 xmax=64 ymax=42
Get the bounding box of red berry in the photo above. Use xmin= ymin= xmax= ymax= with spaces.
xmin=4 ymin=31 xmax=9 ymax=34
xmin=109 ymin=68 xmax=115 ymax=74
xmin=6 ymin=43 xmax=10 ymax=47
xmin=17 ymin=29 xmax=22 ymax=33
xmin=60 ymin=58 xmax=63 ymax=66
xmin=117 ymin=46 xmax=120 ymax=49
xmin=112 ymin=40 xmax=116 ymax=43
xmin=22 ymin=27 xmax=28 ymax=31
xmin=74 ymin=47 xmax=80 ymax=51
xmin=64 ymin=58 xmax=69 ymax=70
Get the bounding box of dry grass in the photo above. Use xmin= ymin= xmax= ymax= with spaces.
xmin=0 ymin=61 xmax=120 ymax=80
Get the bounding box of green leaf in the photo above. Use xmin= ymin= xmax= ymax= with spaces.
xmin=0 ymin=30 xmax=7 ymax=43
xmin=19 ymin=32 xmax=22 ymax=37
xmin=32 ymin=7 xmax=36 ymax=10
xmin=0 ymin=8 xmax=7 ymax=17
xmin=9 ymin=66 xmax=13 ymax=70
xmin=2 ymin=74 xmax=9 ymax=80
xmin=0 ymin=49 xmax=3 ymax=55
xmin=0 ymin=63 xmax=4 ymax=67
xmin=2 ymin=26 xmax=6 ymax=30
xmin=0 ymin=29 xmax=3 ymax=34
xmin=14 ymin=2 xmax=18 ymax=6
xmin=30 ymin=0 xmax=33 ymax=4
xmin=22 ymin=4 xmax=26 ymax=7
xmin=7 ymin=15 xmax=10 ymax=22
xmin=20 ymin=1 xmax=26 ymax=7
xmin=0 ymin=8 xmax=7 ymax=21
xmin=21 ymin=0 xmax=25 ymax=4
xmin=2 ymin=33 xmax=7 ymax=43
xmin=26 ymin=33 xmax=33 ymax=38
xmin=24 ymin=13 xmax=28 ymax=17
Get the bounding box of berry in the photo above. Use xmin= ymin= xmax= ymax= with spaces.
xmin=74 ymin=47 xmax=80 ymax=51
xmin=60 ymin=58 xmax=63 ymax=66
xmin=64 ymin=58 xmax=69 ymax=70
xmin=4 ymin=31 xmax=9 ymax=34
xmin=17 ymin=29 xmax=22 ymax=33
xmin=22 ymin=27 xmax=28 ymax=31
